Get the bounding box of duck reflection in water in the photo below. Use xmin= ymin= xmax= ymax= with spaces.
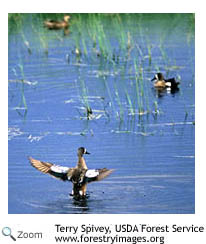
xmin=152 ymin=86 xmax=180 ymax=98
xmin=72 ymin=196 xmax=90 ymax=212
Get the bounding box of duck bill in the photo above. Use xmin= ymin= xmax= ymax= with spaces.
xmin=151 ymin=76 xmax=156 ymax=81
xmin=85 ymin=151 xmax=90 ymax=155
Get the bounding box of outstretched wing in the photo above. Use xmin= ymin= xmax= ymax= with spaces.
xmin=29 ymin=157 xmax=71 ymax=181
xmin=85 ymin=168 xmax=114 ymax=183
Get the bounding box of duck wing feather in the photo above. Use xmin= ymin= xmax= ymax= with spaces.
xmin=29 ymin=157 xmax=72 ymax=181
xmin=85 ymin=168 xmax=114 ymax=183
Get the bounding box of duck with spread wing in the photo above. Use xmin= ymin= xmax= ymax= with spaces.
xmin=29 ymin=147 xmax=114 ymax=199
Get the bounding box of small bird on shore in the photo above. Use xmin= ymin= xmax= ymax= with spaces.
xmin=29 ymin=147 xmax=114 ymax=200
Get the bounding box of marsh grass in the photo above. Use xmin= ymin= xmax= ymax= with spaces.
xmin=15 ymin=63 xmax=27 ymax=112
xmin=79 ymin=79 xmax=93 ymax=119
xmin=125 ymin=89 xmax=135 ymax=116
xmin=8 ymin=13 xmax=195 ymax=123
xmin=134 ymin=61 xmax=149 ymax=115
xmin=114 ymin=81 xmax=124 ymax=121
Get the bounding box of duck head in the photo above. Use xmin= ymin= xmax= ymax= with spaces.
xmin=64 ymin=15 xmax=70 ymax=22
xmin=151 ymin=73 xmax=164 ymax=82
xmin=77 ymin=147 xmax=90 ymax=157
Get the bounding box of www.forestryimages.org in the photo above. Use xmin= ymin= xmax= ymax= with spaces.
xmin=54 ymin=224 xmax=204 ymax=244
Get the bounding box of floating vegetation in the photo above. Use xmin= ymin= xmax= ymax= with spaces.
xmin=145 ymin=121 xmax=194 ymax=127
xmin=27 ymin=132 xmax=50 ymax=142
xmin=56 ymin=131 xmax=85 ymax=136
xmin=28 ymin=135 xmax=44 ymax=142
xmin=56 ymin=129 xmax=93 ymax=137
xmin=111 ymin=130 xmax=155 ymax=136
xmin=8 ymin=127 xmax=24 ymax=140
xmin=64 ymin=99 xmax=75 ymax=104
xmin=9 ymin=79 xmax=38 ymax=86
xmin=173 ymin=155 xmax=195 ymax=158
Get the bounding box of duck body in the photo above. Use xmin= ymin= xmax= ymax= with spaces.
xmin=29 ymin=147 xmax=114 ymax=199
xmin=44 ymin=15 xmax=70 ymax=29
xmin=151 ymin=73 xmax=180 ymax=89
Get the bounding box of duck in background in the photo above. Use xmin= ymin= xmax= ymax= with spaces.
xmin=151 ymin=72 xmax=180 ymax=91
xmin=44 ymin=15 xmax=70 ymax=30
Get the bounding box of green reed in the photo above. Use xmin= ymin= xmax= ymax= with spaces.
xmin=17 ymin=64 xmax=28 ymax=111
xmin=134 ymin=61 xmax=144 ymax=115
xmin=79 ymin=79 xmax=92 ymax=119
xmin=31 ymin=22 xmax=49 ymax=55
xmin=96 ymin=18 xmax=110 ymax=58
xmin=114 ymin=81 xmax=124 ymax=121
xmin=125 ymin=89 xmax=135 ymax=116
xmin=8 ymin=13 xmax=195 ymax=124
xmin=112 ymin=14 xmax=126 ymax=51
xmin=146 ymin=37 xmax=152 ymax=66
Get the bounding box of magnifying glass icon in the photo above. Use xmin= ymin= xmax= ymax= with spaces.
xmin=2 ymin=227 xmax=16 ymax=241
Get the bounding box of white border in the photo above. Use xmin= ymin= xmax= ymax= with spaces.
xmin=2 ymin=1 xmax=205 ymax=244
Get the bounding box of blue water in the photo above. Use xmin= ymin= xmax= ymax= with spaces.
xmin=8 ymin=14 xmax=195 ymax=214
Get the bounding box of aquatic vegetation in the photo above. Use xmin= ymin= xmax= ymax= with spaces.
xmin=8 ymin=127 xmax=24 ymax=140
xmin=8 ymin=13 xmax=195 ymax=125
xmin=15 ymin=64 xmax=28 ymax=112
xmin=78 ymin=79 xmax=92 ymax=119
xmin=125 ymin=89 xmax=135 ymax=116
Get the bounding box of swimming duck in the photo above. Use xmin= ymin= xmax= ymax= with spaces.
xmin=44 ymin=15 xmax=70 ymax=29
xmin=151 ymin=73 xmax=180 ymax=89
xmin=29 ymin=147 xmax=114 ymax=199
